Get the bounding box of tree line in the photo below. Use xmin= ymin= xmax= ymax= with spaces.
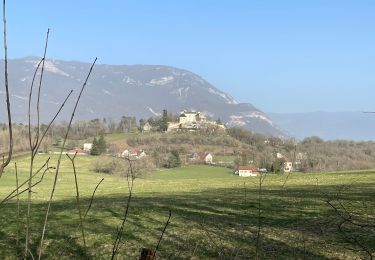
xmin=3 ymin=119 xmax=375 ymax=173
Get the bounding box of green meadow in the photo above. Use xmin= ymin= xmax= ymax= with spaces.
xmin=0 ymin=155 xmax=374 ymax=259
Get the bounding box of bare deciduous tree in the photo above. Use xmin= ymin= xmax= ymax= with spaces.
xmin=0 ymin=0 xmax=12 ymax=176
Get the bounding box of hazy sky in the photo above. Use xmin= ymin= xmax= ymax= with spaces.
xmin=5 ymin=0 xmax=375 ymax=113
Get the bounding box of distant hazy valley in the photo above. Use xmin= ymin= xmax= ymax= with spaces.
xmin=269 ymin=111 xmax=375 ymax=141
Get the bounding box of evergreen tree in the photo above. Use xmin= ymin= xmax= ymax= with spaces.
xmin=90 ymin=137 xmax=100 ymax=155
xmin=160 ymin=109 xmax=169 ymax=132
xmin=97 ymin=134 xmax=107 ymax=154
xmin=166 ymin=150 xmax=181 ymax=168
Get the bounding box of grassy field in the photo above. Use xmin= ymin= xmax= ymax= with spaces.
xmin=0 ymin=155 xmax=374 ymax=259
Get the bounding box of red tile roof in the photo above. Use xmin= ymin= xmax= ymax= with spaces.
xmin=238 ymin=166 xmax=258 ymax=171
xmin=66 ymin=148 xmax=86 ymax=154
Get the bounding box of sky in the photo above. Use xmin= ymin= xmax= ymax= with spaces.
xmin=4 ymin=0 xmax=375 ymax=113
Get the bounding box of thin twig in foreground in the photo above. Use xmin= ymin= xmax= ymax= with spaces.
xmin=84 ymin=178 xmax=104 ymax=218
xmin=0 ymin=158 xmax=51 ymax=205
xmin=0 ymin=0 xmax=13 ymax=177
xmin=281 ymin=145 xmax=296 ymax=189
xmin=111 ymin=157 xmax=136 ymax=259
xmin=25 ymin=29 xmax=50 ymax=258
xmin=153 ymin=210 xmax=172 ymax=259
xmin=66 ymin=152 xmax=86 ymax=251
xmin=15 ymin=162 xmax=20 ymax=247
xmin=38 ymin=57 xmax=97 ymax=260
xmin=255 ymin=173 xmax=266 ymax=260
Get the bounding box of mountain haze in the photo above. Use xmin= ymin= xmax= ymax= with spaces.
xmin=0 ymin=57 xmax=285 ymax=137
xmin=269 ymin=112 xmax=375 ymax=141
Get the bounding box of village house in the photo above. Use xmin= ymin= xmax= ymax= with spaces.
xmin=121 ymin=148 xmax=147 ymax=160
xmin=83 ymin=143 xmax=93 ymax=152
xmin=283 ymin=162 xmax=293 ymax=173
xmin=142 ymin=122 xmax=152 ymax=132
xmin=235 ymin=166 xmax=260 ymax=177
xmin=204 ymin=153 xmax=213 ymax=164
xmin=121 ymin=149 xmax=137 ymax=159
xmin=275 ymin=152 xmax=294 ymax=173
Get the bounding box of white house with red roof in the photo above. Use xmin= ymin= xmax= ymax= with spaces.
xmin=236 ymin=166 xmax=260 ymax=177
xmin=121 ymin=148 xmax=147 ymax=159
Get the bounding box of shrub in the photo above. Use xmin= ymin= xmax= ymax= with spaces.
xmin=92 ymin=157 xmax=124 ymax=174
xmin=92 ymin=156 xmax=156 ymax=178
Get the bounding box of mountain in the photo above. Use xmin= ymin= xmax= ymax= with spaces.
xmin=269 ymin=112 xmax=375 ymax=141
xmin=0 ymin=57 xmax=285 ymax=137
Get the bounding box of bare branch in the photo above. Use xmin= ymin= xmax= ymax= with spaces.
xmin=28 ymin=58 xmax=44 ymax=151
xmin=325 ymin=186 xmax=374 ymax=259
xmin=0 ymin=158 xmax=52 ymax=205
xmin=3 ymin=165 xmax=53 ymax=204
xmin=84 ymin=178 xmax=104 ymax=218
xmin=24 ymin=29 xmax=51 ymax=257
xmin=111 ymin=157 xmax=136 ymax=259
xmin=153 ymin=210 xmax=172 ymax=259
xmin=35 ymin=29 xmax=50 ymax=146
xmin=34 ymin=90 xmax=73 ymax=156
xmin=326 ymin=199 xmax=375 ymax=229
xmin=66 ymin=152 xmax=87 ymax=252
xmin=281 ymin=145 xmax=296 ymax=189
xmin=0 ymin=0 xmax=13 ymax=177
xmin=38 ymin=57 xmax=97 ymax=260
xmin=256 ymin=173 xmax=267 ymax=259
xmin=15 ymin=162 xmax=20 ymax=246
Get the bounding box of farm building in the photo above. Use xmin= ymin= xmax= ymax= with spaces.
xmin=83 ymin=143 xmax=93 ymax=152
xmin=235 ymin=166 xmax=259 ymax=177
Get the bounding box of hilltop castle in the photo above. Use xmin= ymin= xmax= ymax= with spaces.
xmin=167 ymin=111 xmax=225 ymax=132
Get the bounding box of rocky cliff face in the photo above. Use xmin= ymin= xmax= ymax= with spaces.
xmin=0 ymin=57 xmax=285 ymax=137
